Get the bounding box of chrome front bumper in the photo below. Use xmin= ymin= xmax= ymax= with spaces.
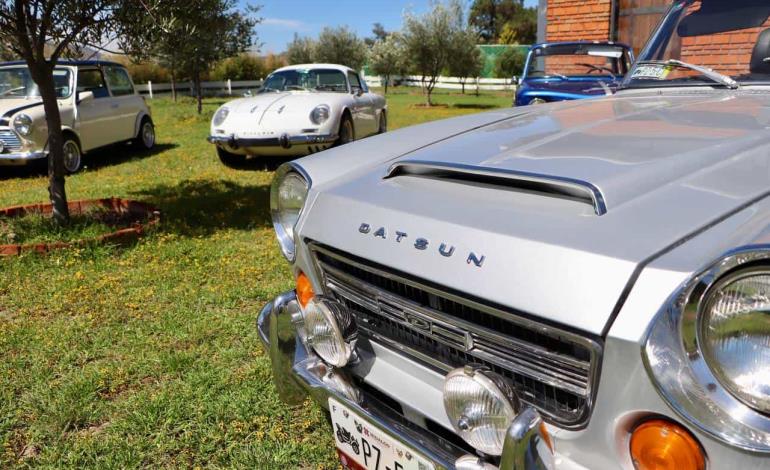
xmin=258 ymin=291 xmax=556 ymax=470
xmin=0 ymin=150 xmax=47 ymax=165
xmin=208 ymin=133 xmax=337 ymax=149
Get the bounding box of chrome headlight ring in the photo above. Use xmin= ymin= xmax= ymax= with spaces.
xmin=644 ymin=246 xmax=770 ymax=453
xmin=270 ymin=162 xmax=312 ymax=262
xmin=13 ymin=113 xmax=33 ymax=136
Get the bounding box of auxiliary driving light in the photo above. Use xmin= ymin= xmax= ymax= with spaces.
xmin=302 ymin=296 xmax=358 ymax=367
xmin=443 ymin=366 xmax=521 ymax=456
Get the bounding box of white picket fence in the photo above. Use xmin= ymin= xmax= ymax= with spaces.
xmin=365 ymin=75 xmax=516 ymax=91
xmin=134 ymin=75 xmax=515 ymax=98
xmin=135 ymin=79 xmax=264 ymax=98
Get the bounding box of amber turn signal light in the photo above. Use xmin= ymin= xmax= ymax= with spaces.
xmin=296 ymin=272 xmax=315 ymax=308
xmin=630 ymin=419 xmax=705 ymax=470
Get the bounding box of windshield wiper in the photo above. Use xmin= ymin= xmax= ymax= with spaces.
xmin=637 ymin=60 xmax=740 ymax=89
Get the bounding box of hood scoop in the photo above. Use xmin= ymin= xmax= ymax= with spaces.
xmin=385 ymin=160 xmax=607 ymax=216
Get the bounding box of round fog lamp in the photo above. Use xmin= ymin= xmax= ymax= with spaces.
xmin=303 ymin=296 xmax=357 ymax=367
xmin=443 ymin=366 xmax=520 ymax=456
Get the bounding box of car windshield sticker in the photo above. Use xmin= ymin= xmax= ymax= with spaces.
xmin=632 ymin=64 xmax=673 ymax=80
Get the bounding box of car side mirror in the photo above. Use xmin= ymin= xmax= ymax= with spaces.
xmin=354 ymin=88 xmax=364 ymax=97
xmin=77 ymin=91 xmax=94 ymax=104
xmin=512 ymin=76 xmax=521 ymax=86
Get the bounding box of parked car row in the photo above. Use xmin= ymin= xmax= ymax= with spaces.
xmin=258 ymin=1 xmax=770 ymax=469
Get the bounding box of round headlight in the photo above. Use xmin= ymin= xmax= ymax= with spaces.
xmin=303 ymin=297 xmax=357 ymax=367
xmin=310 ymin=105 xmax=330 ymax=125
xmin=13 ymin=114 xmax=32 ymax=136
xmin=213 ymin=107 xmax=229 ymax=127
xmin=443 ymin=366 xmax=521 ymax=456
xmin=270 ymin=164 xmax=310 ymax=261
xmin=700 ymin=268 xmax=770 ymax=413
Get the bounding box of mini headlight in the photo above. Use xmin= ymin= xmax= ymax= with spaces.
xmin=213 ymin=107 xmax=229 ymax=127
xmin=443 ymin=366 xmax=521 ymax=456
xmin=310 ymin=105 xmax=330 ymax=125
xmin=303 ymin=296 xmax=357 ymax=367
xmin=13 ymin=114 xmax=32 ymax=136
xmin=700 ymin=268 xmax=770 ymax=413
xmin=270 ymin=164 xmax=310 ymax=261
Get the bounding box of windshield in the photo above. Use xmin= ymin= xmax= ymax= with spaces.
xmin=625 ymin=0 xmax=770 ymax=88
xmin=261 ymin=68 xmax=348 ymax=93
xmin=0 ymin=66 xmax=72 ymax=99
xmin=525 ymin=44 xmax=632 ymax=80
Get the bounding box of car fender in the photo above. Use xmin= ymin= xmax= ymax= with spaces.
xmin=133 ymin=110 xmax=152 ymax=138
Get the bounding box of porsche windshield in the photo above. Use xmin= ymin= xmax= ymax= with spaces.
xmin=0 ymin=66 xmax=72 ymax=99
xmin=261 ymin=69 xmax=348 ymax=93
xmin=625 ymin=0 xmax=770 ymax=88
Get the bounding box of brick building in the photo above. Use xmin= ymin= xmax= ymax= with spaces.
xmin=537 ymin=0 xmax=770 ymax=75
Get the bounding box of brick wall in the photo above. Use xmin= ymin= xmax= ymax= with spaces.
xmin=546 ymin=0 xmax=612 ymax=42
xmin=678 ymin=5 xmax=770 ymax=76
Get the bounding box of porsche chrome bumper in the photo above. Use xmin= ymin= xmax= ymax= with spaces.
xmin=207 ymin=133 xmax=337 ymax=149
xmin=257 ymin=291 xmax=558 ymax=470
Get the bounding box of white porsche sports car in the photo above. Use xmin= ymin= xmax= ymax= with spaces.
xmin=208 ymin=64 xmax=387 ymax=167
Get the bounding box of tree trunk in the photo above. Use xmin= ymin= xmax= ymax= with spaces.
xmin=194 ymin=71 xmax=203 ymax=114
xmin=35 ymin=69 xmax=69 ymax=224
xmin=461 ymin=79 xmax=465 ymax=94
xmin=171 ymin=68 xmax=177 ymax=103
xmin=384 ymin=74 xmax=389 ymax=94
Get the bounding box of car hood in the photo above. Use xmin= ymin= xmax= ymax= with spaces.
xmin=0 ymin=98 xmax=43 ymax=120
xmin=522 ymin=78 xmax=618 ymax=96
xmin=222 ymin=91 xmax=340 ymax=131
xmin=300 ymin=92 xmax=770 ymax=336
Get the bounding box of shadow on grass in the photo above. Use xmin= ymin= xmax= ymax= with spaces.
xmin=451 ymin=103 xmax=502 ymax=110
xmin=131 ymin=179 xmax=271 ymax=236
xmin=0 ymin=143 xmax=179 ymax=181
xmin=85 ymin=143 xmax=179 ymax=171
xmin=225 ymin=155 xmax=292 ymax=173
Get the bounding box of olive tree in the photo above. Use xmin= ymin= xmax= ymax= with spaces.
xmin=121 ymin=0 xmax=260 ymax=114
xmin=369 ymin=34 xmax=405 ymax=94
xmin=315 ymin=26 xmax=367 ymax=71
xmin=0 ymin=0 xmax=125 ymax=224
xmin=401 ymin=1 xmax=464 ymax=105
xmin=447 ymin=30 xmax=484 ymax=94
xmin=286 ymin=34 xmax=316 ymax=65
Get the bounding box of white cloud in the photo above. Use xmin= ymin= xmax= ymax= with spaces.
xmin=262 ymin=18 xmax=305 ymax=29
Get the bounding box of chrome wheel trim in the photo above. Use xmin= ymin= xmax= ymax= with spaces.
xmin=62 ymin=140 xmax=81 ymax=173
xmin=141 ymin=122 xmax=155 ymax=148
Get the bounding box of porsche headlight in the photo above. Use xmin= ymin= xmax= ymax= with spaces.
xmin=270 ymin=164 xmax=310 ymax=261
xmin=310 ymin=105 xmax=330 ymax=125
xmin=213 ymin=107 xmax=229 ymax=127
xmin=13 ymin=114 xmax=32 ymax=136
xmin=700 ymin=268 xmax=770 ymax=413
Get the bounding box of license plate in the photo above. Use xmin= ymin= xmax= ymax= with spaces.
xmin=329 ymin=398 xmax=436 ymax=470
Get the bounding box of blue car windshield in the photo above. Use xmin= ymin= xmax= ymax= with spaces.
xmin=525 ymin=44 xmax=631 ymax=80
xmin=625 ymin=0 xmax=770 ymax=88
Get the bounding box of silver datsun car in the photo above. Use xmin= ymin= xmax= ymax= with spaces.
xmin=259 ymin=1 xmax=770 ymax=469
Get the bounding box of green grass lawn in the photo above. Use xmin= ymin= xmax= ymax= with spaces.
xmin=0 ymin=88 xmax=511 ymax=468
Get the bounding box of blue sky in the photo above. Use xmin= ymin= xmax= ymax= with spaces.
xmin=254 ymin=0 xmax=538 ymax=54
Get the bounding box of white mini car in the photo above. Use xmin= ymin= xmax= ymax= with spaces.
xmin=0 ymin=60 xmax=155 ymax=173
xmin=207 ymin=64 xmax=387 ymax=167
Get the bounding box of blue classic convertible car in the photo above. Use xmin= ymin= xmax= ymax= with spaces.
xmin=514 ymin=41 xmax=634 ymax=106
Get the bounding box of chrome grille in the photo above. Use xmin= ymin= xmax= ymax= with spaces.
xmin=310 ymin=243 xmax=602 ymax=429
xmin=0 ymin=128 xmax=22 ymax=152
